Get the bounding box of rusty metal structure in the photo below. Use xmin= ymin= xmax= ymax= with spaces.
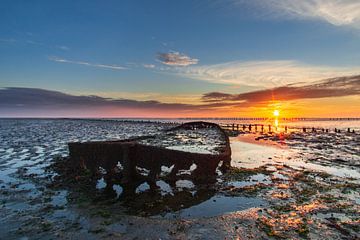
xmin=68 ymin=122 xmax=231 ymax=193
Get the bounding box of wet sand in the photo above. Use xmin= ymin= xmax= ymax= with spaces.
xmin=0 ymin=119 xmax=359 ymax=239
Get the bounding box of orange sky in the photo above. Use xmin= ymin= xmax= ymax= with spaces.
xmin=68 ymin=95 xmax=360 ymax=118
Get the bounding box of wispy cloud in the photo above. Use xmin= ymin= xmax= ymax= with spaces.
xmin=0 ymin=38 xmax=17 ymax=43
xmin=143 ymin=64 xmax=155 ymax=69
xmin=167 ymin=60 xmax=360 ymax=87
xmin=249 ymin=0 xmax=360 ymax=28
xmin=49 ymin=56 xmax=127 ymax=71
xmin=157 ymin=51 xmax=199 ymax=66
xmin=25 ymin=40 xmax=44 ymax=46
xmin=55 ymin=45 xmax=70 ymax=51
xmin=202 ymin=75 xmax=360 ymax=103
xmin=0 ymin=37 xmax=70 ymax=51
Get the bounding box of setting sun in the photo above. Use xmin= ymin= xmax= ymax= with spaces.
xmin=273 ymin=110 xmax=280 ymax=117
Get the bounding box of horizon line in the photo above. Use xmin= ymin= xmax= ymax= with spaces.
xmin=0 ymin=117 xmax=360 ymax=121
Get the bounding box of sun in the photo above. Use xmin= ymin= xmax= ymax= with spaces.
xmin=273 ymin=110 xmax=280 ymax=117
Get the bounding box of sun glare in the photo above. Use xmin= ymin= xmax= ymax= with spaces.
xmin=273 ymin=110 xmax=280 ymax=117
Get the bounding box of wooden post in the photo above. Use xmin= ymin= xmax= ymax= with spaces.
xmin=249 ymin=124 xmax=252 ymax=131
xmin=268 ymin=125 xmax=271 ymax=132
xmin=261 ymin=125 xmax=264 ymax=133
xmin=285 ymin=126 xmax=288 ymax=133
xmin=303 ymin=128 xmax=306 ymax=133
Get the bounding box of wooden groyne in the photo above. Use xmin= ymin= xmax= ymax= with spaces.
xmin=219 ymin=123 xmax=357 ymax=135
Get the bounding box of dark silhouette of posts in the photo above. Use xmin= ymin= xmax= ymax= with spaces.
xmin=285 ymin=126 xmax=288 ymax=133
xmin=303 ymin=128 xmax=306 ymax=133
xmin=249 ymin=124 xmax=252 ymax=132
xmin=261 ymin=125 xmax=264 ymax=133
xmin=268 ymin=125 xmax=271 ymax=132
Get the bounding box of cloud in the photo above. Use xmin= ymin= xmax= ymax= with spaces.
xmin=169 ymin=60 xmax=360 ymax=87
xmin=143 ymin=64 xmax=155 ymax=69
xmin=56 ymin=45 xmax=70 ymax=51
xmin=157 ymin=51 xmax=199 ymax=66
xmin=202 ymin=75 xmax=360 ymax=103
xmin=0 ymin=87 xmax=245 ymax=117
xmin=250 ymin=0 xmax=360 ymax=28
xmin=0 ymin=37 xmax=70 ymax=51
xmin=49 ymin=56 xmax=127 ymax=70
xmin=0 ymin=87 xmax=197 ymax=111
xmin=25 ymin=40 xmax=44 ymax=46
xmin=1 ymin=75 xmax=359 ymax=117
xmin=0 ymin=38 xmax=17 ymax=43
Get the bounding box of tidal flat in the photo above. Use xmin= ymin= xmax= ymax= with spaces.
xmin=0 ymin=119 xmax=359 ymax=239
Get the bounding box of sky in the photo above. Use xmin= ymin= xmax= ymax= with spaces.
xmin=0 ymin=0 xmax=360 ymax=118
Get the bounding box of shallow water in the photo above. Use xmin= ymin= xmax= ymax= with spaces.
xmin=0 ymin=119 xmax=359 ymax=239
xmin=231 ymin=136 xmax=360 ymax=179
xmin=162 ymin=195 xmax=266 ymax=219
xmin=0 ymin=119 xmax=170 ymax=238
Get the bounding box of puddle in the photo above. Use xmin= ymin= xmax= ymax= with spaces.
xmin=156 ymin=180 xmax=173 ymax=196
xmin=228 ymin=173 xmax=271 ymax=188
xmin=51 ymin=190 xmax=68 ymax=207
xmin=231 ymin=136 xmax=360 ymax=179
xmin=112 ymin=184 xmax=123 ymax=198
xmin=96 ymin=177 xmax=107 ymax=190
xmin=162 ymin=195 xmax=266 ymax=219
xmin=135 ymin=182 xmax=150 ymax=193
xmin=230 ymin=138 xmax=291 ymax=169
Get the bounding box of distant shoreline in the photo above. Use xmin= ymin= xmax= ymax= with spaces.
xmin=0 ymin=117 xmax=360 ymax=121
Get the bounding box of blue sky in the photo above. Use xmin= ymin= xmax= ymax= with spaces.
xmin=0 ymin=0 xmax=360 ymax=117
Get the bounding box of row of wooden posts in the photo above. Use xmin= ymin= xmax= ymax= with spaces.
xmin=221 ymin=123 xmax=357 ymax=134
xmin=114 ymin=120 xmax=357 ymax=134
